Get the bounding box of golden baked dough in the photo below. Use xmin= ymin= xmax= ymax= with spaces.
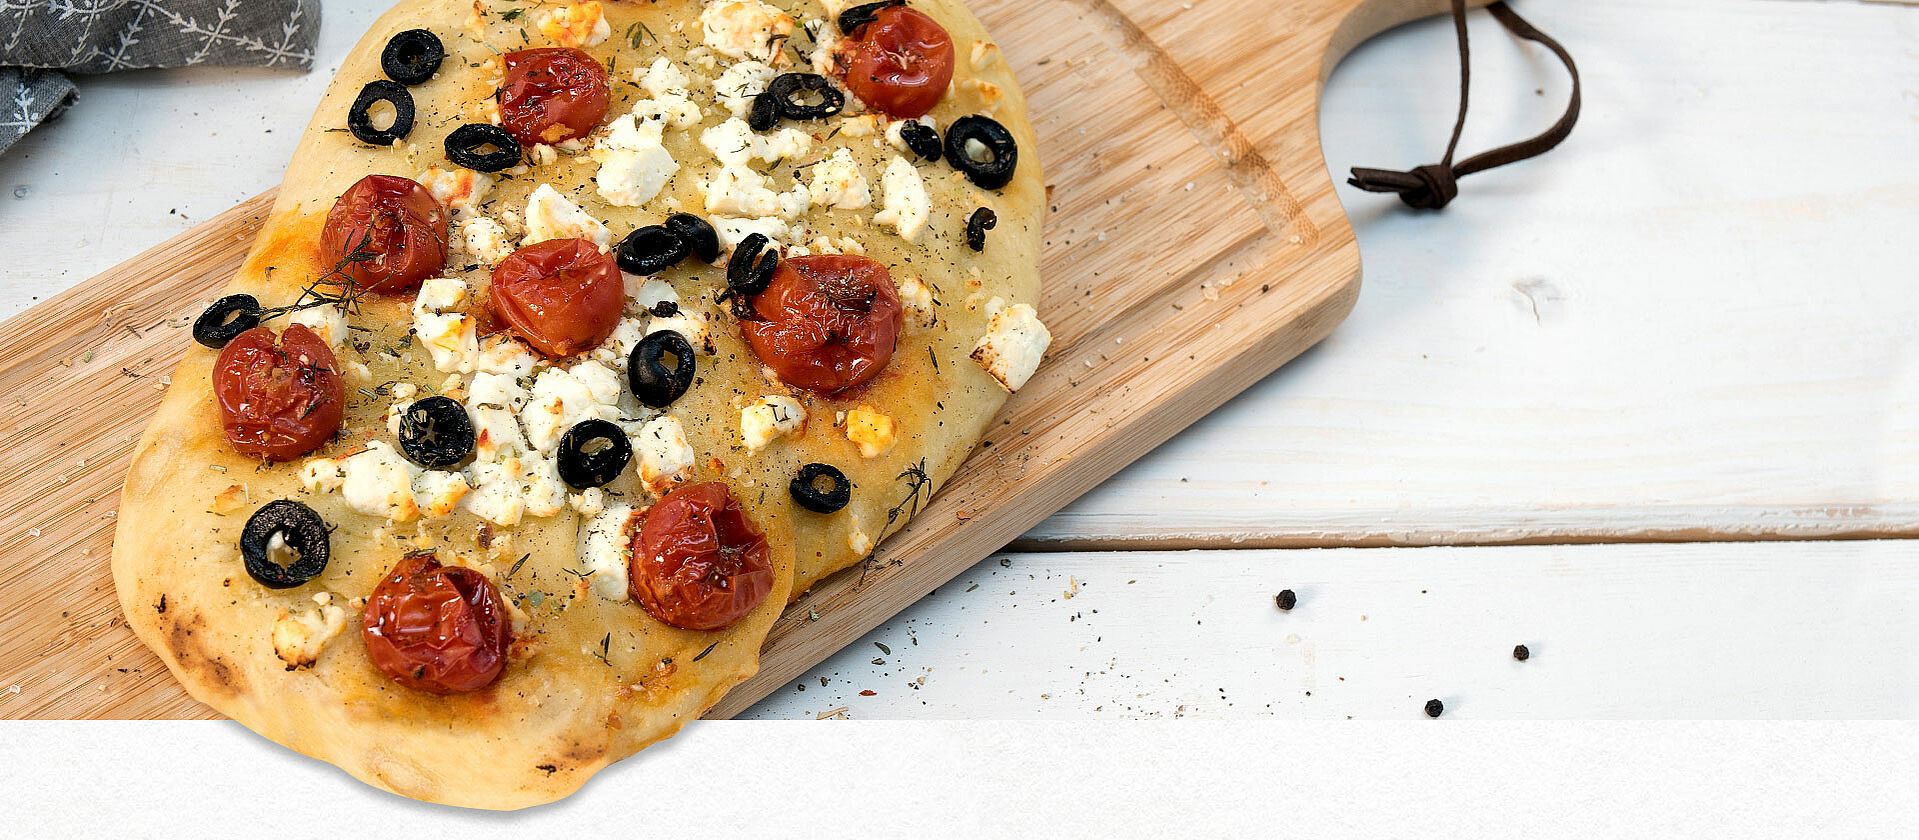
xmin=114 ymin=0 xmax=1042 ymax=809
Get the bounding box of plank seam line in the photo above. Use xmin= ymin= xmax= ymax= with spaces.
xmin=1069 ymin=0 xmax=1320 ymax=250
xmin=1007 ymin=527 xmax=1919 ymax=553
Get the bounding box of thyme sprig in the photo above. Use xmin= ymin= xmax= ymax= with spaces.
xmin=249 ymin=231 xmax=384 ymax=323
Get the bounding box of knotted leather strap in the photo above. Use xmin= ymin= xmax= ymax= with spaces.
xmin=1348 ymin=0 xmax=1581 ymax=210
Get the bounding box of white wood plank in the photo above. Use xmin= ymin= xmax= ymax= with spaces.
xmin=742 ymin=540 xmax=1919 ymax=719
xmin=1026 ymin=0 xmax=1919 ymax=545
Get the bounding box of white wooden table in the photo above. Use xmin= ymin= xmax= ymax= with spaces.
xmin=2 ymin=0 xmax=1914 ymax=719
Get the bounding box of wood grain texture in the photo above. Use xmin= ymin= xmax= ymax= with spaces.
xmin=0 ymin=0 xmax=1460 ymax=720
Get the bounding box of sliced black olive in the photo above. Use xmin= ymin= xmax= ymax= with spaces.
xmin=241 ymin=500 xmax=331 ymax=589
xmin=726 ymin=232 xmax=779 ymax=299
xmin=900 ymin=121 xmax=942 ymax=162
xmin=649 ymin=300 xmax=682 ymax=318
xmin=838 ymin=0 xmax=905 ymax=35
xmin=445 ymin=123 xmax=523 ymax=173
xmin=790 ymin=463 xmax=852 ymax=513
xmin=766 ymin=73 xmax=845 ymax=122
xmin=945 ymin=115 xmax=1019 ymax=190
xmin=557 ymin=419 xmax=633 ymax=490
xmin=347 ymin=80 xmax=415 ymax=146
xmin=381 ymin=29 xmax=445 ymax=85
xmin=628 ymin=330 xmax=696 ymax=408
xmin=396 ymin=396 xmax=475 ymax=468
xmin=965 ymin=207 xmax=998 ymax=252
xmin=192 ymin=294 xmax=261 ymax=348
xmin=617 ymin=225 xmax=689 ymax=275
xmin=747 ymin=89 xmax=782 ymax=132
xmin=665 ymin=213 xmax=721 ymax=263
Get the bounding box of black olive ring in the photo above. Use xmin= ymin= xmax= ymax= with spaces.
xmin=557 ymin=419 xmax=634 ymax=490
xmin=900 ymin=121 xmax=942 ymax=162
xmin=747 ymin=89 xmax=783 ymax=132
xmin=726 ymin=233 xmax=779 ymax=299
xmin=665 ymin=213 xmax=721 ymax=263
xmin=628 ymin=330 xmax=697 ymax=408
xmin=240 ymin=500 xmax=331 ymax=589
xmin=397 ymin=395 xmax=476 ymax=468
xmin=838 ymin=0 xmax=905 ymax=34
xmin=347 ymin=80 xmax=415 ymax=146
xmin=381 ymin=29 xmax=446 ymax=85
xmin=445 ymin=123 xmax=523 ymax=173
xmin=945 ymin=115 xmax=1019 ymax=190
xmin=617 ymin=225 xmax=690 ymax=276
xmin=192 ymin=294 xmax=261 ymax=348
xmin=965 ymin=207 xmax=998 ymax=252
xmin=790 ymin=463 xmax=853 ymax=514
xmin=767 ymin=73 xmax=845 ymax=121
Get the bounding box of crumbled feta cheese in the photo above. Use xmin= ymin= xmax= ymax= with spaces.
xmin=470 ymin=405 xmax=529 ymax=463
xmin=523 ymin=183 xmax=611 ymax=250
xmin=592 ymin=115 xmax=679 ymax=207
xmin=569 ymin=486 xmax=607 ymax=517
xmin=459 ymin=216 xmax=515 ymax=266
xmin=414 ymin=275 xmax=468 ymax=313
xmin=712 ymin=60 xmax=777 ymax=119
xmin=413 ymin=470 xmax=472 ymax=518
xmin=271 ymin=593 xmax=347 ymax=671
xmin=520 ymin=453 xmax=569 ymax=518
xmin=633 ymin=58 xmax=704 ymax=128
xmin=474 ymin=335 xmax=540 ymax=377
xmin=535 ymin=2 xmax=610 ymax=48
xmin=463 ymin=460 xmax=526 ymax=526
xmin=970 ymin=40 xmax=1000 ymax=70
xmin=839 ymin=114 xmax=881 ymax=137
xmin=700 ymin=118 xmax=814 ymax=218
xmin=700 ymin=0 xmax=794 ymax=62
xmin=648 ymin=309 xmax=716 ymax=355
xmin=384 ymin=397 xmax=414 ymax=438
xmin=873 ymin=155 xmax=931 ymax=242
xmin=299 ymin=457 xmax=345 ymax=494
xmin=521 ymin=361 xmax=625 ymax=453
xmin=845 ymin=405 xmax=897 ymax=458
xmin=466 ymin=371 xmax=524 ymax=410
xmin=577 ymin=502 xmax=637 ymax=600
xmin=808 ymin=147 xmax=871 ymax=210
xmin=970 ymin=297 xmax=1052 ymax=392
xmin=419 ymin=166 xmax=495 ymax=213
xmin=288 ymin=303 xmax=347 ymax=349
xmin=847 ymin=528 xmax=873 ymax=556
xmin=589 ymin=315 xmax=652 ymax=366
xmin=741 ymin=395 xmax=805 ymax=452
xmin=339 ymin=442 xmax=421 ymax=521
xmin=415 ymin=311 xmax=479 ymax=373
xmin=635 ymin=414 xmax=696 ymax=494
xmin=896 ymin=274 xmax=937 ymax=331
xmin=713 ymin=216 xmax=791 ymax=251
xmin=627 ymin=277 xmax=681 ymax=313
xmin=639 ymin=56 xmax=692 ymax=98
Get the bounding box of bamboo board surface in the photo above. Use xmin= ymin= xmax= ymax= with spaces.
xmin=0 ymin=0 xmax=1460 ymax=720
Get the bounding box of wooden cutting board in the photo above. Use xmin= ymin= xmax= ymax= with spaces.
xmin=0 ymin=0 xmax=1468 ymax=719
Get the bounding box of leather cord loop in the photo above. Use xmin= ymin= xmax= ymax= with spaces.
xmin=1347 ymin=0 xmax=1581 ymax=210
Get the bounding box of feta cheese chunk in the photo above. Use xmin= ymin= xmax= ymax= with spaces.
xmin=873 ymin=155 xmax=931 ymax=242
xmin=340 ymin=442 xmax=422 ymax=521
xmin=593 ymin=115 xmax=679 ymax=207
xmin=413 ymin=470 xmax=472 ymax=518
xmin=288 ymin=303 xmax=348 ymax=349
xmin=459 ymin=216 xmax=515 ymax=267
xmin=712 ymin=59 xmax=777 ymax=119
xmin=970 ymin=297 xmax=1052 ymax=392
xmin=415 ymin=311 xmax=479 ymax=374
xmin=845 ymin=405 xmax=897 ymax=458
xmin=847 ymin=528 xmax=873 ymax=557
xmin=712 ymin=216 xmax=791 ymax=252
xmin=535 ymin=2 xmax=610 ymax=48
xmin=577 ymin=502 xmax=638 ymax=601
xmin=808 ymin=147 xmax=871 ymax=210
xmin=419 ymin=166 xmax=495 ymax=213
xmin=271 ymin=592 xmax=347 ymax=671
xmin=414 ymin=275 xmax=468 ymax=313
xmin=635 ymin=414 xmax=696 ymax=494
xmin=521 ymin=361 xmax=625 ymax=453
xmin=523 ymin=183 xmax=611 ymax=250
xmin=740 ymin=395 xmax=805 ymax=452
xmin=463 ymin=460 xmax=527 ymax=526
xmin=633 ymin=57 xmax=704 ymax=128
xmin=474 ymin=335 xmax=540 ymax=377
xmin=700 ymin=0 xmax=795 ymax=62
xmin=896 ymin=274 xmax=937 ymax=331
xmin=470 ymin=405 xmax=529 ymax=463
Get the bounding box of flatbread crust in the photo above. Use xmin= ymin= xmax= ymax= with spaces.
xmin=113 ymin=0 xmax=1040 ymax=809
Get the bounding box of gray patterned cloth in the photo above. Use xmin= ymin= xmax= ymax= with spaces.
xmin=1 ymin=0 xmax=321 ymax=155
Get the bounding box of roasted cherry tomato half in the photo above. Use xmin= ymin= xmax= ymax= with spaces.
xmin=740 ymin=254 xmax=903 ymax=394
xmin=489 ymin=238 xmax=623 ymax=358
xmin=835 ymin=5 xmax=954 ymax=119
xmin=499 ymin=48 xmax=610 ymax=146
xmin=629 ymin=482 xmax=775 ymax=632
xmin=213 ymin=325 xmax=345 ymax=462
xmin=320 ymin=174 xmax=448 ymax=295
xmin=362 ymin=553 xmax=512 ymax=695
